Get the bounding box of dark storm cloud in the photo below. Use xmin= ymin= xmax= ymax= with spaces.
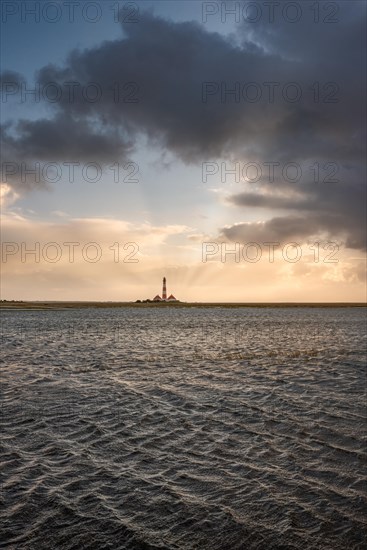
xmin=220 ymin=211 xmax=365 ymax=252
xmin=2 ymin=115 xmax=130 ymax=163
xmin=228 ymin=179 xmax=365 ymax=215
xmin=32 ymin=14 xmax=291 ymax=162
xmin=225 ymin=143 xmax=366 ymax=251
xmin=1 ymin=4 xmax=365 ymax=249
xmin=4 ymin=7 xmax=364 ymax=164
xmin=227 ymin=191 xmax=310 ymax=210
xmin=1 ymin=114 xmax=132 ymax=189
xmin=222 ymin=0 xmax=365 ymax=252
xmin=0 ymin=70 xmax=23 ymax=87
xmin=225 ymin=181 xmax=366 ymax=250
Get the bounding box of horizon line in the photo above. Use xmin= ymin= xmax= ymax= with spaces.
xmin=1 ymin=300 xmax=366 ymax=308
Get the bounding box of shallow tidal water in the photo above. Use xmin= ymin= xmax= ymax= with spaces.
xmin=1 ymin=307 xmax=366 ymax=549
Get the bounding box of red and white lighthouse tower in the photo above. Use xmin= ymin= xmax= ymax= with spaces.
xmin=162 ymin=277 xmax=167 ymax=300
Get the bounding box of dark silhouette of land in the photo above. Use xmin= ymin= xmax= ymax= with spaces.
xmin=0 ymin=300 xmax=365 ymax=310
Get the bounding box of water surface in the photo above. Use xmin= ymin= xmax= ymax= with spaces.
xmin=1 ymin=307 xmax=366 ymax=549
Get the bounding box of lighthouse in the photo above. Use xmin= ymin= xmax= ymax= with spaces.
xmin=151 ymin=277 xmax=179 ymax=302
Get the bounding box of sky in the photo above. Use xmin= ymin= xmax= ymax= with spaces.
xmin=1 ymin=0 xmax=366 ymax=302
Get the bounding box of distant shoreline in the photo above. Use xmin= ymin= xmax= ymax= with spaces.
xmin=1 ymin=301 xmax=366 ymax=310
